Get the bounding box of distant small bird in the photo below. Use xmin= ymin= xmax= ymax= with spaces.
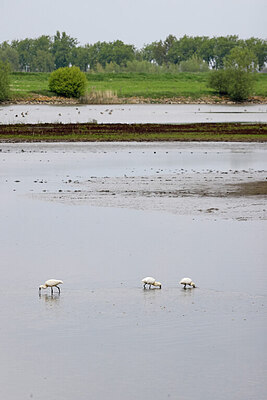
xmin=179 ymin=277 xmax=196 ymax=289
xmin=39 ymin=279 xmax=63 ymax=295
xmin=142 ymin=277 xmax=162 ymax=289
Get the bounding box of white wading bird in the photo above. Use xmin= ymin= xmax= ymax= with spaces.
xmin=142 ymin=277 xmax=162 ymax=289
xmin=179 ymin=277 xmax=196 ymax=289
xmin=39 ymin=279 xmax=63 ymax=295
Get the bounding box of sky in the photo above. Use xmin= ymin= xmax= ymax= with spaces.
xmin=1 ymin=0 xmax=266 ymax=48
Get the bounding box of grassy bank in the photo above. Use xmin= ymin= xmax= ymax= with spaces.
xmin=0 ymin=123 xmax=266 ymax=142
xmin=8 ymin=72 xmax=267 ymax=103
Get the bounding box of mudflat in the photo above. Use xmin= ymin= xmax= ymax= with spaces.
xmin=0 ymin=142 xmax=266 ymax=400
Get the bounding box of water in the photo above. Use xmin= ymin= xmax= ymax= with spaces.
xmin=1 ymin=103 xmax=267 ymax=124
xmin=0 ymin=143 xmax=266 ymax=400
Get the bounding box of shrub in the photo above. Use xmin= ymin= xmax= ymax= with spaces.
xmin=227 ymin=70 xmax=256 ymax=102
xmin=48 ymin=66 xmax=87 ymax=98
xmin=208 ymin=47 xmax=257 ymax=101
xmin=0 ymin=60 xmax=10 ymax=101
xmin=208 ymin=69 xmax=229 ymax=95
xmin=179 ymin=55 xmax=209 ymax=73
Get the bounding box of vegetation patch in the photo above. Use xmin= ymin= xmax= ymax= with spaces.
xmin=48 ymin=66 xmax=87 ymax=98
xmin=6 ymin=72 xmax=267 ymax=104
xmin=0 ymin=123 xmax=266 ymax=142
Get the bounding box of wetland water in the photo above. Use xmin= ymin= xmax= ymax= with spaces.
xmin=0 ymin=103 xmax=267 ymax=124
xmin=0 ymin=142 xmax=266 ymax=400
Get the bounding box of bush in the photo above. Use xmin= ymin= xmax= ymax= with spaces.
xmin=209 ymin=69 xmax=255 ymax=101
xmin=208 ymin=47 xmax=256 ymax=101
xmin=0 ymin=60 xmax=10 ymax=101
xmin=227 ymin=70 xmax=255 ymax=102
xmin=179 ymin=55 xmax=209 ymax=73
xmin=48 ymin=66 xmax=87 ymax=97
xmin=208 ymin=70 xmax=229 ymax=95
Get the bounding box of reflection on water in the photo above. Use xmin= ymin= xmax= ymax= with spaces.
xmin=39 ymin=293 xmax=61 ymax=302
xmin=0 ymin=103 xmax=267 ymax=124
xmin=0 ymin=143 xmax=266 ymax=400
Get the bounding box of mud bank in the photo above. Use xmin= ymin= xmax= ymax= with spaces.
xmin=0 ymin=122 xmax=267 ymax=142
xmin=33 ymin=171 xmax=267 ymax=221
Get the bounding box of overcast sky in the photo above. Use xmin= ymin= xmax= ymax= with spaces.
xmin=1 ymin=0 xmax=266 ymax=48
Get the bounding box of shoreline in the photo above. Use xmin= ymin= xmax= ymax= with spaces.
xmin=2 ymin=94 xmax=267 ymax=106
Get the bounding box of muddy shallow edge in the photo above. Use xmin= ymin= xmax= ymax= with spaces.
xmin=0 ymin=122 xmax=267 ymax=142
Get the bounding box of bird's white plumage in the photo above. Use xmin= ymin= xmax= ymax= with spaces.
xmin=142 ymin=277 xmax=156 ymax=285
xmin=179 ymin=277 xmax=192 ymax=285
xmin=39 ymin=279 xmax=63 ymax=293
xmin=44 ymin=279 xmax=63 ymax=287
xmin=179 ymin=277 xmax=196 ymax=287
xmin=142 ymin=276 xmax=162 ymax=288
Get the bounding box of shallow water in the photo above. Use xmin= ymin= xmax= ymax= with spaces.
xmin=1 ymin=103 xmax=267 ymax=124
xmin=0 ymin=143 xmax=266 ymax=399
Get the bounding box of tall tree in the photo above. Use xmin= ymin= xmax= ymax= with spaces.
xmin=244 ymin=38 xmax=267 ymax=71
xmin=89 ymin=40 xmax=135 ymax=68
xmin=213 ymin=35 xmax=239 ymax=69
xmin=141 ymin=40 xmax=167 ymax=65
xmin=71 ymin=46 xmax=91 ymax=71
xmin=11 ymin=38 xmax=34 ymax=71
xmin=51 ymin=31 xmax=77 ymax=69
xmin=0 ymin=42 xmax=19 ymax=71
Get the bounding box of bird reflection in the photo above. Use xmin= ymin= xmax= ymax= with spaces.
xmin=39 ymin=293 xmax=61 ymax=303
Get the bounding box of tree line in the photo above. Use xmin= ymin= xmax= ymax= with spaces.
xmin=0 ymin=32 xmax=266 ymax=73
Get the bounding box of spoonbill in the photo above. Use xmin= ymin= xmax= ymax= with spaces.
xmin=39 ymin=279 xmax=63 ymax=295
xmin=179 ymin=277 xmax=196 ymax=289
xmin=142 ymin=277 xmax=162 ymax=289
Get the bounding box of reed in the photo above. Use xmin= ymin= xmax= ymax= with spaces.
xmin=80 ymin=89 xmax=119 ymax=104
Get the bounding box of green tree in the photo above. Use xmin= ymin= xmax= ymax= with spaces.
xmin=0 ymin=60 xmax=10 ymax=101
xmin=213 ymin=35 xmax=239 ymax=69
xmin=167 ymin=35 xmax=202 ymax=64
xmin=31 ymin=49 xmax=54 ymax=72
xmin=197 ymin=37 xmax=216 ymax=67
xmin=11 ymin=38 xmax=34 ymax=71
xmin=0 ymin=42 xmax=19 ymax=71
xmin=179 ymin=54 xmax=209 ymax=72
xmin=10 ymin=35 xmax=53 ymax=72
xmin=70 ymin=46 xmax=91 ymax=71
xmin=30 ymin=36 xmax=54 ymax=72
xmin=141 ymin=40 xmax=167 ymax=65
xmin=48 ymin=66 xmax=87 ymax=98
xmin=51 ymin=31 xmax=77 ymax=69
xmin=243 ymin=38 xmax=267 ymax=71
xmin=89 ymin=40 xmax=135 ymax=69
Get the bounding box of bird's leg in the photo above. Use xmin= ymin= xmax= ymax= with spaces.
xmin=149 ymin=284 xmax=151 ymax=289
xmin=51 ymin=287 xmax=53 ymax=295
xmin=183 ymin=284 xmax=186 ymax=290
xmin=143 ymin=283 xmax=146 ymax=289
xmin=56 ymin=286 xmax=61 ymax=294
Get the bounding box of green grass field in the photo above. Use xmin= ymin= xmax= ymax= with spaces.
xmin=86 ymin=73 xmax=214 ymax=98
xmin=9 ymin=72 xmax=267 ymax=101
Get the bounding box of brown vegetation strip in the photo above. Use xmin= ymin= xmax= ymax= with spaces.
xmin=230 ymin=181 xmax=267 ymax=196
xmin=0 ymin=123 xmax=266 ymax=142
